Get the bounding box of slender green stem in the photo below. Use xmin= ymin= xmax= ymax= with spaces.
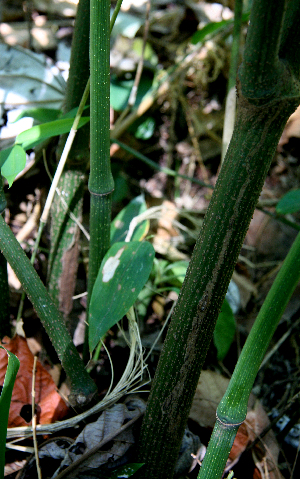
xmin=0 ymin=179 xmax=10 ymax=338
xmin=47 ymin=0 xmax=90 ymax=321
xmin=228 ymin=0 xmax=243 ymax=92
xmin=239 ymin=0 xmax=287 ymax=101
xmin=136 ymin=1 xmax=300 ymax=475
xmin=0 ymin=216 xmax=97 ymax=406
xmin=88 ymin=0 xmax=114 ymax=304
xmin=111 ymin=139 xmax=213 ymax=189
xmin=110 ymin=0 xmax=124 ymax=34
xmin=199 ymin=230 xmax=300 ymax=479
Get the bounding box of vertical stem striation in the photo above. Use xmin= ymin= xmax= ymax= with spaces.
xmin=48 ymin=0 xmax=91 ymax=320
xmin=88 ymin=0 xmax=114 ymax=338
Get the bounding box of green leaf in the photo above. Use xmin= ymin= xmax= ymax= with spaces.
xmin=276 ymin=189 xmax=300 ymax=214
xmin=60 ymin=105 xmax=90 ymax=120
xmin=111 ymin=194 xmax=148 ymax=244
xmin=162 ymin=261 xmax=189 ymax=288
xmin=110 ymin=74 xmax=153 ymax=111
xmin=109 ymin=463 xmax=144 ymax=478
xmin=213 ymin=299 xmax=236 ymax=361
xmin=191 ymin=11 xmax=250 ymax=45
xmin=134 ymin=117 xmax=156 ymax=140
xmin=89 ymin=241 xmax=155 ymax=352
xmin=1 ymin=145 xmax=26 ymax=187
xmin=0 ymin=347 xmax=20 ymax=477
xmin=13 ymin=108 xmax=61 ymax=123
xmin=0 ymin=147 xmax=13 ymax=170
xmin=15 ymin=117 xmax=90 ymax=150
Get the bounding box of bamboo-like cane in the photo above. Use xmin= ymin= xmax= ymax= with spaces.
xmin=199 ymin=230 xmax=300 ymax=479
xmin=88 ymin=0 xmax=114 ymax=309
xmin=137 ymin=1 xmax=300 ymax=477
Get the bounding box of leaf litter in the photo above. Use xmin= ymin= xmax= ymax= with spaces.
xmin=2 ymin=0 xmax=300 ymax=477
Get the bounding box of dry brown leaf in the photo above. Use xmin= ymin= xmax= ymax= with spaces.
xmin=244 ymin=401 xmax=283 ymax=479
xmin=0 ymin=335 xmax=69 ymax=427
xmin=51 ymin=398 xmax=146 ymax=478
xmin=4 ymin=460 xmax=26 ymax=477
xmin=190 ymin=370 xmax=255 ymax=428
xmin=278 ymin=104 xmax=300 ymax=150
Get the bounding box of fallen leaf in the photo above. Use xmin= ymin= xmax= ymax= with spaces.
xmin=42 ymin=398 xmax=146 ymax=478
xmin=4 ymin=460 xmax=26 ymax=476
xmin=189 ymin=370 xmax=255 ymax=428
xmin=278 ymin=104 xmax=300 ymax=150
xmin=0 ymin=335 xmax=69 ymax=427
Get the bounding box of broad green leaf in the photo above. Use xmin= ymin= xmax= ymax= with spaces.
xmin=111 ymin=194 xmax=149 ymax=244
xmin=0 ymin=147 xmax=13 ymax=170
xmin=213 ymin=299 xmax=236 ymax=360
xmin=112 ymin=174 xmax=130 ymax=204
xmin=0 ymin=43 xmax=65 ymax=109
xmin=1 ymin=145 xmax=26 ymax=187
xmin=89 ymin=241 xmax=155 ymax=352
xmin=13 ymin=108 xmax=61 ymax=123
xmin=60 ymin=105 xmax=90 ymax=120
xmin=15 ymin=117 xmax=90 ymax=150
xmin=276 ymin=189 xmax=300 ymax=214
xmin=110 ymin=79 xmax=133 ymax=111
xmin=191 ymin=11 xmax=250 ymax=45
xmin=109 ymin=463 xmax=144 ymax=478
xmin=0 ymin=347 xmax=20 ymax=477
xmin=12 ymin=106 xmax=89 ymax=124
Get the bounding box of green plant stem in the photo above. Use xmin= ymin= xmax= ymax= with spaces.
xmin=47 ymin=0 xmax=91 ymax=320
xmin=0 ymin=180 xmax=10 ymax=338
xmin=88 ymin=0 xmax=114 ymax=305
xmin=111 ymin=139 xmax=213 ymax=189
xmin=0 ymin=348 xmax=19 ymax=479
xmin=228 ymin=0 xmax=243 ymax=92
xmin=199 ymin=229 xmax=300 ymax=479
xmin=239 ymin=1 xmax=287 ymax=101
xmin=0 ymin=215 xmax=97 ymax=407
xmin=110 ymin=0 xmax=124 ymax=34
xmin=136 ymin=1 xmax=300 ymax=476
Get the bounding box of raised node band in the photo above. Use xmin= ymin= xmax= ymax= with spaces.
xmin=216 ymin=413 xmax=244 ymax=428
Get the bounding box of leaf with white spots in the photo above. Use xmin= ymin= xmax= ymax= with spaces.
xmin=89 ymin=241 xmax=155 ymax=352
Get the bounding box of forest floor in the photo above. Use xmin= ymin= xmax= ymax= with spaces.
xmin=1 ymin=0 xmax=300 ymax=478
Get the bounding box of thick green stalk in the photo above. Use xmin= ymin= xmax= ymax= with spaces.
xmin=0 ymin=215 xmax=97 ymax=407
xmin=48 ymin=0 xmax=90 ymax=320
xmin=227 ymin=0 xmax=243 ymax=92
xmin=137 ymin=1 xmax=300 ymax=477
xmin=88 ymin=0 xmax=114 ymax=305
xmin=199 ymin=230 xmax=300 ymax=479
xmin=239 ymin=0 xmax=287 ymax=101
